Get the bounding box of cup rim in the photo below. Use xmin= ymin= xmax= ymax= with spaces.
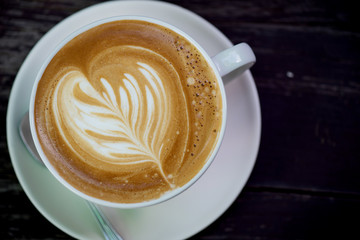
xmin=29 ymin=15 xmax=227 ymax=209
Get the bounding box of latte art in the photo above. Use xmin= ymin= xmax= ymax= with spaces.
xmin=53 ymin=46 xmax=186 ymax=186
xmin=34 ymin=20 xmax=223 ymax=203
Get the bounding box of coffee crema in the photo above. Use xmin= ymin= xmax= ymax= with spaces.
xmin=34 ymin=20 xmax=223 ymax=203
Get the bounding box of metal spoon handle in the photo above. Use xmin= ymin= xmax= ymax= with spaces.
xmin=87 ymin=202 xmax=123 ymax=240
xmin=19 ymin=112 xmax=123 ymax=240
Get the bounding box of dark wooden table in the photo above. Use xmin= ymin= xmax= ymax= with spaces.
xmin=1 ymin=0 xmax=360 ymax=239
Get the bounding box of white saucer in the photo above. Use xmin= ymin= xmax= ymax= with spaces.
xmin=7 ymin=1 xmax=261 ymax=239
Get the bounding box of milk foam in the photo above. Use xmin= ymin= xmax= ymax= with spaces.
xmin=52 ymin=49 xmax=186 ymax=183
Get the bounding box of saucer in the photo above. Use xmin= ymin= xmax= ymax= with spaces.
xmin=7 ymin=1 xmax=261 ymax=239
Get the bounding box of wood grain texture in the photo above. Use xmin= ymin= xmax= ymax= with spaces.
xmin=1 ymin=0 xmax=359 ymax=239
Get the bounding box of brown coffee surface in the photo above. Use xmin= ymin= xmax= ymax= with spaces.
xmin=34 ymin=20 xmax=223 ymax=203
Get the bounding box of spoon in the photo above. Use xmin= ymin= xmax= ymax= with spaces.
xmin=19 ymin=112 xmax=123 ymax=240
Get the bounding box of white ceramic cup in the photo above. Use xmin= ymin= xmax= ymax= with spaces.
xmin=29 ymin=16 xmax=255 ymax=208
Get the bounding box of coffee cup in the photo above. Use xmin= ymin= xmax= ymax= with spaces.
xmin=29 ymin=16 xmax=255 ymax=208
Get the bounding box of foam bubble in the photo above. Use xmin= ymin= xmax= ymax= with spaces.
xmin=187 ymin=77 xmax=195 ymax=85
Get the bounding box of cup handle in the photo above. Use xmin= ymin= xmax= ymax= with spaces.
xmin=211 ymin=42 xmax=256 ymax=77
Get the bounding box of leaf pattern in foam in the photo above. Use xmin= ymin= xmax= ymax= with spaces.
xmin=54 ymin=63 xmax=170 ymax=174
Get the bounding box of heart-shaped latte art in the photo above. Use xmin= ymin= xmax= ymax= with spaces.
xmin=52 ymin=46 xmax=189 ymax=187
